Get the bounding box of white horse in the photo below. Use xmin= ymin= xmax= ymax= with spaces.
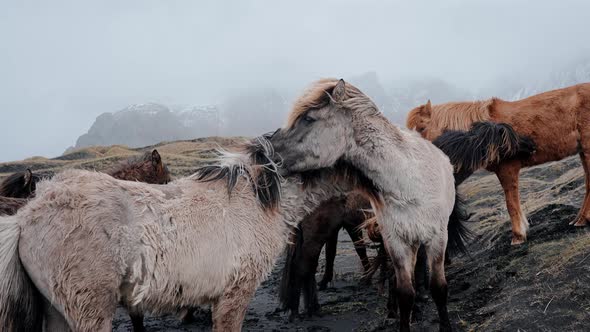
xmin=270 ymin=79 xmax=467 ymax=332
xmin=0 ymin=137 xmax=372 ymax=332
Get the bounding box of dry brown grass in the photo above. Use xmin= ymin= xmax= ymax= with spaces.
xmin=0 ymin=137 xmax=247 ymax=180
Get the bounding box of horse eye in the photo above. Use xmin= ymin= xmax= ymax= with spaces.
xmin=302 ymin=115 xmax=316 ymax=124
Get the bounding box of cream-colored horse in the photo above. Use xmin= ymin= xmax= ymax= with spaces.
xmin=270 ymin=79 xmax=466 ymax=332
xmin=0 ymin=137 xmax=369 ymax=332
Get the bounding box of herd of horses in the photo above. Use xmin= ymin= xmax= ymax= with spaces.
xmin=0 ymin=79 xmax=588 ymax=332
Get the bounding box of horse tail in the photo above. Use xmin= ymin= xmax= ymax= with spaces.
xmin=446 ymin=193 xmax=473 ymax=257
xmin=278 ymin=226 xmax=304 ymax=311
xmin=433 ymin=121 xmax=536 ymax=184
xmin=0 ymin=216 xmax=43 ymax=332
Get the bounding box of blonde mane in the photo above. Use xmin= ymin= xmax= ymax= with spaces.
xmin=286 ymin=78 xmax=380 ymax=129
xmin=430 ymin=99 xmax=495 ymax=131
xmin=407 ymin=98 xmax=496 ymax=134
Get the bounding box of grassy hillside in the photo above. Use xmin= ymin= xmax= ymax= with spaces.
xmin=0 ymin=136 xmax=246 ymax=180
xmin=2 ymin=138 xmax=589 ymax=331
xmin=453 ymin=156 xmax=590 ymax=331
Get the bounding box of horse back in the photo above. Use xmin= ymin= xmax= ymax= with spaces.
xmin=493 ymin=83 xmax=590 ymax=165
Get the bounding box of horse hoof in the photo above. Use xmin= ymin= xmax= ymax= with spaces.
xmin=573 ymin=218 xmax=589 ymax=227
xmin=359 ymin=276 xmax=372 ymax=286
xmin=311 ymin=310 xmax=323 ymax=318
xmin=439 ymin=324 xmax=453 ymax=332
xmin=511 ymin=235 xmax=526 ymax=246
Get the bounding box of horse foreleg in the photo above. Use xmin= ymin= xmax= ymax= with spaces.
xmin=44 ymin=301 xmax=72 ymax=332
xmin=572 ymin=150 xmax=590 ymax=226
xmin=212 ymin=277 xmax=258 ymax=332
xmin=384 ymin=240 xmax=418 ymax=332
xmin=496 ymin=161 xmax=528 ymax=245
xmin=129 ymin=309 xmax=145 ymax=332
xmin=318 ymin=230 xmax=338 ymax=290
xmin=426 ymin=238 xmax=452 ymax=332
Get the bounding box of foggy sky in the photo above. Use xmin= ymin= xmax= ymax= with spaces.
xmin=2 ymin=0 xmax=590 ymax=161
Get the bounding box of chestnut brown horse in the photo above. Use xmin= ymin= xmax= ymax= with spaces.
xmin=407 ymin=83 xmax=590 ymax=245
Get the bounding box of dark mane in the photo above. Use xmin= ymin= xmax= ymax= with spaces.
xmin=0 ymin=196 xmax=28 ymax=216
xmin=0 ymin=170 xmax=39 ymax=199
xmin=433 ymin=121 xmax=536 ymax=185
xmin=195 ymin=136 xmax=281 ymax=212
xmin=194 ymin=133 xmax=383 ymax=213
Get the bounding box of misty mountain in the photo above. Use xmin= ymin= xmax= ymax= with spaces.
xmin=70 ymin=74 xmax=476 ymax=150
xmin=73 ymin=103 xmax=220 ymax=150
xmin=220 ymin=88 xmax=289 ymax=136
xmin=71 ymin=60 xmax=590 ymax=153
xmin=348 ymin=72 xmax=473 ymax=124
xmin=487 ymin=57 xmax=590 ymax=100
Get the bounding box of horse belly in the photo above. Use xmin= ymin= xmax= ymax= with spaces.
xmin=134 ymin=229 xmax=243 ymax=311
xmin=503 ymin=107 xmax=580 ymax=166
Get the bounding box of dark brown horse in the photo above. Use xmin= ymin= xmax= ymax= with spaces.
xmin=0 ymin=169 xmax=38 ymax=199
xmin=107 ymin=149 xmax=171 ymax=185
xmin=278 ymin=193 xmax=371 ymax=320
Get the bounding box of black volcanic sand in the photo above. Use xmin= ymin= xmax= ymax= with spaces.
xmin=113 ymin=156 xmax=590 ymax=331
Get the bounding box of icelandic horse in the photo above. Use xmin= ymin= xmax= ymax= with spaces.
xmin=269 ymin=78 xmax=467 ymax=332
xmin=0 ymin=136 xmax=379 ymax=332
xmin=407 ymin=83 xmax=590 ymax=244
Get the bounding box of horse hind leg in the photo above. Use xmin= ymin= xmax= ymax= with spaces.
xmin=302 ymin=274 xmax=321 ymax=317
xmin=572 ymin=150 xmax=590 ymax=226
xmin=426 ymin=237 xmax=452 ymax=332
xmin=412 ymin=245 xmax=429 ymax=323
xmin=384 ymin=239 xmax=418 ymax=332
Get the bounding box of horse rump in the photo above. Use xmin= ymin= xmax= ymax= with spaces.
xmin=0 ymin=216 xmax=43 ymax=332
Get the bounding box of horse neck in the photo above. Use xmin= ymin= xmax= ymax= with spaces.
xmin=345 ymin=114 xmax=410 ymax=195
xmin=277 ymin=177 xmax=345 ymax=227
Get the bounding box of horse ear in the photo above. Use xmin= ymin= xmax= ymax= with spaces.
xmin=422 ymin=100 xmax=432 ymax=116
xmin=151 ymin=150 xmax=162 ymax=167
xmin=331 ymin=79 xmax=346 ymax=102
xmin=23 ymin=169 xmax=32 ymax=187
